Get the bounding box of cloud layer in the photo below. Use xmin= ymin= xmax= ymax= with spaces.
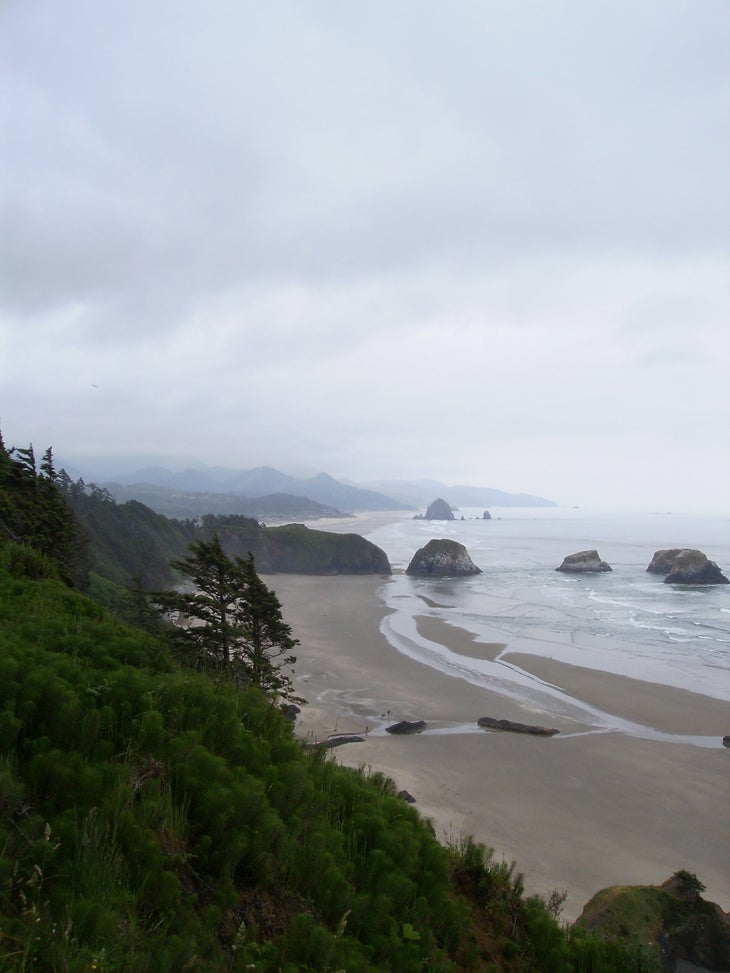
xmin=2 ymin=0 xmax=728 ymax=511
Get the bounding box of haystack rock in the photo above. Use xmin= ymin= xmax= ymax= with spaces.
xmin=482 ymin=510 xmax=492 ymax=520
xmin=556 ymin=550 xmax=612 ymax=573
xmin=663 ymin=550 xmax=729 ymax=585
xmin=406 ymin=539 xmax=481 ymax=577
xmin=424 ymin=497 xmax=454 ymax=520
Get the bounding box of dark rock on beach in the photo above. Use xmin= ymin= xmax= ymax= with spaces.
xmin=482 ymin=510 xmax=492 ymax=520
xmin=556 ymin=550 xmax=612 ymax=573
xmin=424 ymin=497 xmax=455 ymax=520
xmin=319 ymin=734 xmax=366 ymax=749
xmin=406 ymin=539 xmax=481 ymax=577
xmin=647 ymin=548 xmax=729 ymax=585
xmin=398 ymin=789 xmax=417 ymax=803
xmin=386 ymin=720 xmax=426 ymax=735
xmin=478 ymin=716 xmax=560 ymax=736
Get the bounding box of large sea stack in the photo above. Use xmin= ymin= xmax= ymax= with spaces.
xmin=406 ymin=538 xmax=481 ymax=577
xmin=556 ymin=550 xmax=612 ymax=573
xmin=424 ymin=498 xmax=454 ymax=520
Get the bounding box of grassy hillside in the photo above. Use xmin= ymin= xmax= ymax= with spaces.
xmin=0 ymin=561 xmax=659 ymax=972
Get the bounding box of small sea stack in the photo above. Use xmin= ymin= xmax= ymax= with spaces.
xmin=556 ymin=550 xmax=612 ymax=573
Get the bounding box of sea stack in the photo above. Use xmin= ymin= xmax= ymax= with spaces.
xmin=406 ymin=539 xmax=481 ymax=577
xmin=556 ymin=550 xmax=612 ymax=573
xmin=423 ymin=498 xmax=454 ymax=520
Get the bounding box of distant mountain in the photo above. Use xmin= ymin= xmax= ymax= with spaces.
xmin=363 ymin=479 xmax=557 ymax=509
xmin=62 ymin=455 xmax=552 ymax=513
xmin=99 ymin=466 xmax=409 ymax=513
xmin=103 ymin=483 xmax=348 ymax=522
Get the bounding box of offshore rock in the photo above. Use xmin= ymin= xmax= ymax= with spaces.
xmin=663 ymin=550 xmax=729 ymax=585
xmin=424 ymin=497 xmax=454 ymax=520
xmin=483 ymin=510 xmax=492 ymax=520
xmin=478 ymin=716 xmax=560 ymax=736
xmin=385 ymin=720 xmax=426 ymax=735
xmin=406 ymin=539 xmax=481 ymax=577
xmin=556 ymin=550 xmax=612 ymax=573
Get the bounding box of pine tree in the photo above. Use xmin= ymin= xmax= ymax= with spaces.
xmin=154 ymin=535 xmax=303 ymax=704
xmin=235 ymin=553 xmax=301 ymax=702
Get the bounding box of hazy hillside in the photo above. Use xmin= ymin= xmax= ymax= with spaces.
xmin=363 ymin=479 xmax=557 ymax=509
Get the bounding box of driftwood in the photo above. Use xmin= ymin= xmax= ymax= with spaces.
xmin=478 ymin=716 xmax=559 ymax=737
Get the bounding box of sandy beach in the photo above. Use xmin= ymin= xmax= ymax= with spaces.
xmin=269 ymin=573 xmax=730 ymax=922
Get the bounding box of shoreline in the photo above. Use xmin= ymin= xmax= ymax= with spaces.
xmin=269 ymin=573 xmax=730 ymax=922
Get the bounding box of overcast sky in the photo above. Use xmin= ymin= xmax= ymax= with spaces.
xmin=2 ymin=1 xmax=728 ymax=513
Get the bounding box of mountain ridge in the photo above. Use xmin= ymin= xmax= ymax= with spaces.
xmin=59 ymin=456 xmax=556 ymax=512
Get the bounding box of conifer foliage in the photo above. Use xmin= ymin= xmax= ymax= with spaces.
xmin=155 ymin=535 xmax=303 ymax=704
xmin=0 ymin=434 xmax=88 ymax=587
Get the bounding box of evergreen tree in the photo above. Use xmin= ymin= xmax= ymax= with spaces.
xmin=0 ymin=434 xmax=89 ymax=587
xmin=154 ymin=535 xmax=303 ymax=704
xmin=235 ymin=553 xmax=301 ymax=702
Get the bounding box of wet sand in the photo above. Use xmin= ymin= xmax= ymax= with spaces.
xmin=269 ymin=574 xmax=730 ymax=921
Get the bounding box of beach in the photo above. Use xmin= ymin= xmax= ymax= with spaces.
xmin=269 ymin=573 xmax=730 ymax=922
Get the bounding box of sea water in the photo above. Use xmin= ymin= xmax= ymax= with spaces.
xmin=348 ymin=509 xmax=730 ymax=726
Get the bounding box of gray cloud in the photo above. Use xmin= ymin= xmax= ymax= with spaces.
xmin=1 ymin=0 xmax=728 ymax=511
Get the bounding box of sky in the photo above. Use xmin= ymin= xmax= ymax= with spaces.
xmin=1 ymin=1 xmax=729 ymax=513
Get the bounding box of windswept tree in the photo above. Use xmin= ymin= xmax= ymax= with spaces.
xmin=154 ymin=535 xmax=303 ymax=705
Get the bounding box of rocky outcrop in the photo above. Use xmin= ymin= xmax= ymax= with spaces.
xmin=406 ymin=539 xmax=481 ymax=577
xmin=556 ymin=550 xmax=612 ymax=573
xmin=647 ymin=548 xmax=729 ymax=585
xmin=664 ymin=550 xmax=729 ymax=586
xmin=385 ymin=720 xmax=426 ymax=735
xmin=576 ymin=873 xmax=730 ymax=973
xmin=424 ymin=497 xmax=454 ymax=520
xmin=482 ymin=510 xmax=492 ymax=520
xmin=478 ymin=716 xmax=560 ymax=736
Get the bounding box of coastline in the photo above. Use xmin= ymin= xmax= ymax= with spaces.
xmin=269 ymin=573 xmax=730 ymax=922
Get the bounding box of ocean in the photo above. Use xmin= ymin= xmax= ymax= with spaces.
xmin=335 ymin=508 xmax=730 ymax=744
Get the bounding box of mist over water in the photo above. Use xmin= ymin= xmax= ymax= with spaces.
xmin=355 ymin=509 xmax=730 ymax=710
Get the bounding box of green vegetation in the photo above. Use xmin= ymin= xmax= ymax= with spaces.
xmin=575 ymin=871 xmax=727 ymax=970
xmin=61 ymin=482 xmax=195 ymax=591
xmin=0 ymin=437 xmax=672 ymax=970
xmin=0 ymin=438 xmax=89 ymax=588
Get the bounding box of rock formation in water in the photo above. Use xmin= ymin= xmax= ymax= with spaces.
xmin=663 ymin=550 xmax=729 ymax=585
xmin=482 ymin=510 xmax=492 ymax=520
xmin=556 ymin=550 xmax=612 ymax=573
xmin=424 ymin=497 xmax=454 ymax=520
xmin=647 ymin=547 xmax=729 ymax=584
xmin=406 ymin=539 xmax=481 ymax=577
